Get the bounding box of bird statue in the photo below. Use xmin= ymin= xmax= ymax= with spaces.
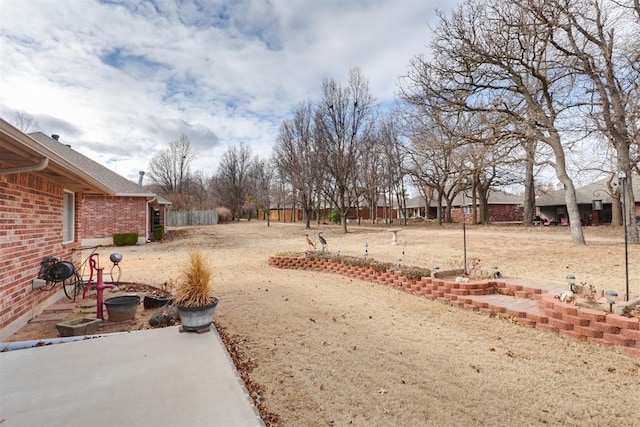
xmin=305 ymin=233 xmax=316 ymax=249
xmin=318 ymin=232 xmax=328 ymax=253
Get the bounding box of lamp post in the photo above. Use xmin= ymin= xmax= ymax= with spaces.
xmin=462 ymin=190 xmax=468 ymax=275
xmin=618 ymin=171 xmax=629 ymax=302
xmin=453 ymin=171 xmax=470 ymax=275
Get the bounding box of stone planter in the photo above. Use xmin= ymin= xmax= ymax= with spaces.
xmin=104 ymin=295 xmax=141 ymax=322
xmin=177 ymin=297 xmax=219 ymax=332
xmin=55 ymin=317 xmax=102 ymax=337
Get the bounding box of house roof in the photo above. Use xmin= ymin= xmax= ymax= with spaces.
xmin=154 ymin=194 xmax=172 ymax=205
xmin=28 ymin=132 xmax=155 ymax=198
xmin=536 ymin=174 xmax=640 ymax=207
xmin=404 ymin=190 xmax=522 ymax=209
xmin=0 ymin=119 xmax=112 ymax=195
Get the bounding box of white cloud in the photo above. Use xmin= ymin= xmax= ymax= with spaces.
xmin=0 ymin=0 xmax=458 ymax=182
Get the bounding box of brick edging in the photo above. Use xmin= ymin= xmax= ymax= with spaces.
xmin=269 ymin=255 xmax=640 ymax=357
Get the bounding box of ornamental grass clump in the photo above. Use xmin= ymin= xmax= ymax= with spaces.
xmin=174 ymin=250 xmax=214 ymax=308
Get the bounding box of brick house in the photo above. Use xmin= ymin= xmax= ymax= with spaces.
xmin=28 ymin=132 xmax=170 ymax=246
xmin=0 ymin=119 xmax=115 ymax=339
xmin=536 ymin=174 xmax=640 ymax=225
xmin=402 ymin=191 xmax=524 ymax=223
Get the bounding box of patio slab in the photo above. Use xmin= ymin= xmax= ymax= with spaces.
xmin=0 ymin=326 xmax=264 ymax=426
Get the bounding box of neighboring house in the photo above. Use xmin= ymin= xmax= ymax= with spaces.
xmin=536 ymin=175 xmax=640 ymax=225
xmin=259 ymin=191 xmax=523 ymax=224
xmin=259 ymin=195 xmax=392 ymax=224
xmin=400 ymin=190 xmax=524 ymax=223
xmin=0 ymin=119 xmax=114 ymax=339
xmin=28 ymin=132 xmax=170 ymax=245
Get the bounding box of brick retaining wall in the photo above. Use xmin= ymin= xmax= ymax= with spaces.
xmin=269 ymin=255 xmax=640 ymax=357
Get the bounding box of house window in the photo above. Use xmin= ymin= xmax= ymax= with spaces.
xmin=63 ymin=191 xmax=75 ymax=243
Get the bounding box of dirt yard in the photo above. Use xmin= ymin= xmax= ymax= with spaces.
xmin=7 ymin=221 xmax=640 ymax=426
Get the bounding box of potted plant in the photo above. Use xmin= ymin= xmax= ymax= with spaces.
xmin=174 ymin=250 xmax=218 ymax=332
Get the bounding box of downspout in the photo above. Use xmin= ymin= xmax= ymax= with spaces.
xmin=146 ymin=196 xmax=157 ymax=243
xmin=145 ymin=199 xmax=151 ymax=242
xmin=0 ymin=157 xmax=49 ymax=174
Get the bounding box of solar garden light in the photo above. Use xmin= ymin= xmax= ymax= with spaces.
xmin=605 ymin=290 xmax=618 ymax=313
xmin=566 ymin=274 xmax=576 ymax=292
xmin=492 ymin=265 xmax=501 ymax=279
xmin=432 ymin=265 xmax=439 ymax=278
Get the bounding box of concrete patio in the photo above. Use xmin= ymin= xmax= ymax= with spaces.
xmin=0 ymin=326 xmax=265 ymax=426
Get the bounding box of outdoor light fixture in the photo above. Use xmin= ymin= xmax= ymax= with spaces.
xmin=592 ymin=199 xmax=603 ymax=211
xmin=618 ymin=171 xmax=630 ymax=302
xmin=566 ymin=274 xmax=576 ymax=292
xmin=605 ymin=290 xmax=618 ymax=313
xmin=492 ymin=266 xmax=501 ymax=279
xmin=432 ymin=265 xmax=439 ymax=278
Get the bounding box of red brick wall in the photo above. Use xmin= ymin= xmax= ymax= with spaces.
xmin=0 ymin=171 xmax=82 ymax=338
xmin=82 ymin=196 xmax=147 ymax=240
xmin=452 ymin=204 xmax=523 ymax=223
xmin=488 ymin=204 xmax=524 ymax=222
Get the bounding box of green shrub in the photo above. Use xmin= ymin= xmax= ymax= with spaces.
xmin=113 ymin=232 xmax=139 ymax=246
xmin=153 ymin=225 xmax=164 ymax=241
xmin=329 ymin=209 xmax=341 ymax=224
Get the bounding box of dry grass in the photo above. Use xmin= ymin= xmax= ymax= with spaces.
xmin=70 ymin=222 xmax=640 ymax=426
xmin=173 ymin=250 xmax=214 ymax=307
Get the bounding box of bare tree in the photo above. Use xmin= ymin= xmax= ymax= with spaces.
xmin=269 ymin=172 xmax=290 ymax=223
xmin=401 ymin=0 xmax=587 ymax=243
xmin=251 ymin=157 xmax=275 ymax=226
xmin=531 ymin=0 xmax=639 ymax=242
xmin=273 ymin=101 xmax=322 ymax=229
xmin=378 ymin=114 xmax=408 ymax=225
xmin=358 ymin=130 xmax=386 ymax=224
xmin=187 ymin=170 xmax=210 ymax=209
xmin=316 ymin=67 xmax=375 ymax=233
xmin=406 ymin=133 xmax=459 ymax=225
xmin=211 ymin=144 xmax=254 ymax=221
xmin=147 ymin=134 xmax=197 ymax=196
xmin=12 ymin=112 xmax=40 ymax=133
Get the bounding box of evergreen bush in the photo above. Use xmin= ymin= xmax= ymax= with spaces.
xmin=113 ymin=232 xmax=139 ymax=246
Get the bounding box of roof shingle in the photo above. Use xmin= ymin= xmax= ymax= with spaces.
xmin=28 ymin=132 xmax=154 ymax=197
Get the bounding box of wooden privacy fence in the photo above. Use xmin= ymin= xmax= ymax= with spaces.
xmin=166 ymin=210 xmax=219 ymax=226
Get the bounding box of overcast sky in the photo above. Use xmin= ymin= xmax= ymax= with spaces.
xmin=0 ymin=0 xmax=458 ymax=183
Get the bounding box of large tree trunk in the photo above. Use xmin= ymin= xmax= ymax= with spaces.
xmin=522 ymin=141 xmax=536 ymax=226
xmin=304 ymin=207 xmax=312 ymax=229
xmin=611 ymin=188 xmax=622 ymax=226
xmin=340 ymin=192 xmax=349 ymax=233
xmin=551 ymin=141 xmax=585 ymax=244
xmin=477 ymin=184 xmax=490 ymax=225
xmin=617 ymin=156 xmax=640 ymax=243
